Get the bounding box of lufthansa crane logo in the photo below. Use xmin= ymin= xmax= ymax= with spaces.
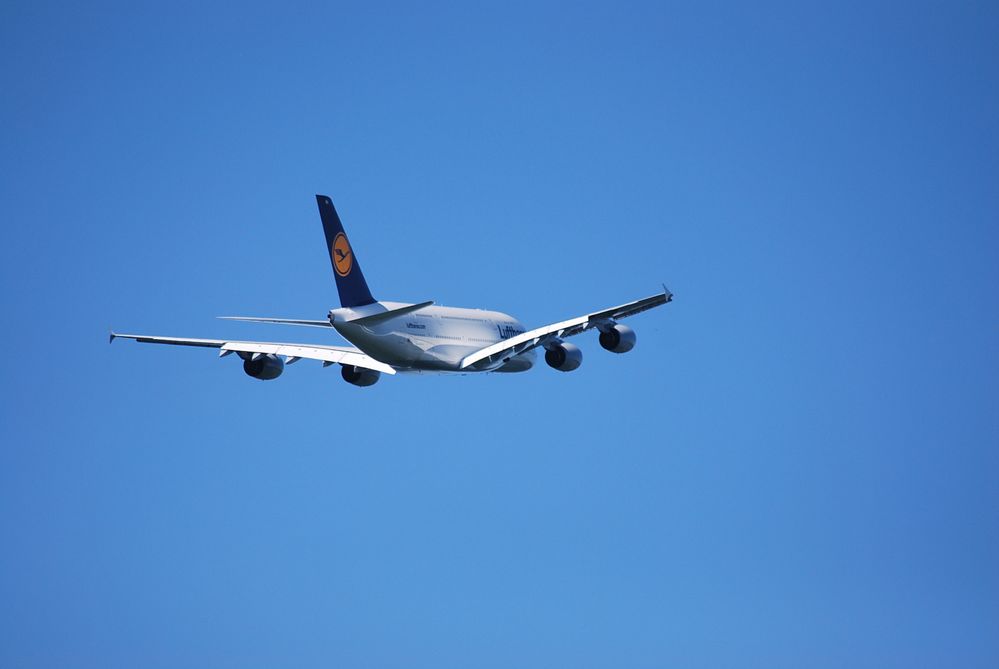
xmin=332 ymin=232 xmax=353 ymax=276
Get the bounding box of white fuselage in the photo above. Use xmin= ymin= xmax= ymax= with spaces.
xmin=329 ymin=302 xmax=535 ymax=373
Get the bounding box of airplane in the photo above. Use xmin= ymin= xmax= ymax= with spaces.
xmin=111 ymin=195 xmax=673 ymax=387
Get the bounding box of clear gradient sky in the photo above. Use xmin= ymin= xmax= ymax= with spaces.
xmin=1 ymin=2 xmax=997 ymax=667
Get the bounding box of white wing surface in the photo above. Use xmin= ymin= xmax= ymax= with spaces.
xmin=110 ymin=333 xmax=396 ymax=375
xmin=458 ymin=288 xmax=672 ymax=370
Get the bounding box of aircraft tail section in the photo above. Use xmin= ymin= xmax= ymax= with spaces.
xmin=316 ymin=194 xmax=376 ymax=308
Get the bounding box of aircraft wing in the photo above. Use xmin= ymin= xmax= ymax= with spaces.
xmin=458 ymin=288 xmax=672 ymax=370
xmin=110 ymin=333 xmax=396 ymax=375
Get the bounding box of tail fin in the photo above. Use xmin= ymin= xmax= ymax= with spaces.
xmin=315 ymin=195 xmax=376 ymax=308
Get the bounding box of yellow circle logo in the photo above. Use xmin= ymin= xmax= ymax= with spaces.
xmin=332 ymin=233 xmax=353 ymax=276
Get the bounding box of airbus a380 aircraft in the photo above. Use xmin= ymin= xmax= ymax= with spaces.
xmin=111 ymin=195 xmax=673 ymax=387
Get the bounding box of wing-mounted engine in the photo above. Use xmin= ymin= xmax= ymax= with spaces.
xmin=241 ymin=352 xmax=285 ymax=380
xmin=597 ymin=322 xmax=636 ymax=353
xmin=341 ymin=364 xmax=381 ymax=386
xmin=544 ymin=341 xmax=583 ymax=372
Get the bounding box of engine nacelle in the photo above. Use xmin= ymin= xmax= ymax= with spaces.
xmin=341 ymin=364 xmax=381 ymax=387
xmin=242 ymin=353 xmax=284 ymax=380
xmin=544 ymin=342 xmax=583 ymax=372
xmin=598 ymin=323 xmax=636 ymax=353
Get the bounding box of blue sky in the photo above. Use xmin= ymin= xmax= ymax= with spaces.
xmin=1 ymin=2 xmax=997 ymax=667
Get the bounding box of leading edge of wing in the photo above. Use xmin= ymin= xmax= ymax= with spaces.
xmin=110 ymin=332 xmax=396 ymax=374
xmin=458 ymin=287 xmax=673 ymax=370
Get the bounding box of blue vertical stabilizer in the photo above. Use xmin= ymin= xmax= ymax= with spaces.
xmin=315 ymin=194 xmax=376 ymax=308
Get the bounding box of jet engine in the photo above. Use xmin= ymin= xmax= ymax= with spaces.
xmin=544 ymin=342 xmax=583 ymax=372
xmin=341 ymin=364 xmax=381 ymax=387
xmin=242 ymin=353 xmax=284 ymax=380
xmin=598 ymin=323 xmax=636 ymax=353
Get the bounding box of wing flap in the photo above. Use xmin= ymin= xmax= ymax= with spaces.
xmin=111 ymin=333 xmax=396 ymax=375
xmin=219 ymin=341 xmax=396 ymax=374
xmin=458 ymin=288 xmax=673 ymax=370
xmin=458 ymin=315 xmax=589 ymax=369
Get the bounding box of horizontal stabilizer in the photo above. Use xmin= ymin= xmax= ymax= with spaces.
xmin=346 ymin=301 xmax=433 ymax=327
xmin=217 ymin=316 xmax=332 ymax=328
